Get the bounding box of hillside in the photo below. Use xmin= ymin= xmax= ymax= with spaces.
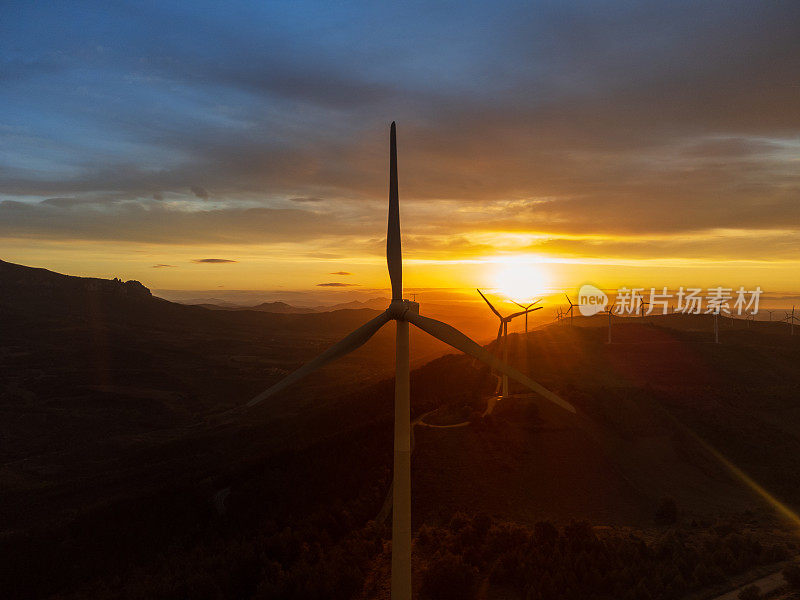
xmin=414 ymin=321 xmax=800 ymax=527
xmin=2 ymin=260 xmax=800 ymax=598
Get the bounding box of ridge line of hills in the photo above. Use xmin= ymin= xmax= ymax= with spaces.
xmin=0 ymin=259 xmax=388 ymax=315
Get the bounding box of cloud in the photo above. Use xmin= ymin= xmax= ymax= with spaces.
xmin=40 ymin=197 xmax=98 ymax=208
xmin=190 ymin=186 xmax=209 ymax=200
xmin=193 ymin=258 xmax=237 ymax=263
xmin=152 ymin=192 xmax=163 ymax=201
xmin=1 ymin=1 xmax=799 ymax=262
xmin=316 ymin=282 xmax=358 ymax=287
xmin=152 ymin=263 xmax=176 ymax=268
xmin=0 ymin=200 xmax=351 ymax=244
xmin=329 ymin=271 xmax=351 ymax=275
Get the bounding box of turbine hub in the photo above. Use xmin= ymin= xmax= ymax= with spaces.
xmin=388 ymin=299 xmax=419 ymax=320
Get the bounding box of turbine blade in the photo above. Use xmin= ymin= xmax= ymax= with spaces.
xmin=406 ymin=313 xmax=576 ymax=413
xmin=564 ymin=293 xmax=573 ymax=307
xmin=248 ymin=310 xmax=391 ymax=407
xmin=512 ymin=300 xmax=526 ymax=309
xmin=387 ymin=122 xmax=402 ymax=300
xmin=508 ymin=305 xmax=542 ymax=320
xmin=477 ymin=289 xmax=503 ymax=319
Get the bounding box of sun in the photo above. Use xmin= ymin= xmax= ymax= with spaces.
xmin=492 ymin=263 xmax=550 ymax=303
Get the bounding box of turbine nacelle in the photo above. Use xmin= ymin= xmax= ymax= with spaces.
xmin=388 ymin=299 xmax=419 ymax=320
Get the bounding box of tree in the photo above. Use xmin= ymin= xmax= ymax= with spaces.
xmin=654 ymin=498 xmax=678 ymax=526
xmin=533 ymin=521 xmax=558 ymax=549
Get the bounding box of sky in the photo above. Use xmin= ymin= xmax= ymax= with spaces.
xmin=1 ymin=0 xmax=799 ymax=304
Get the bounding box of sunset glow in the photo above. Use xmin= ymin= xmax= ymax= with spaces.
xmin=0 ymin=2 xmax=798 ymax=304
xmin=491 ymin=262 xmax=550 ymax=304
xmin=5 ymin=4 xmax=800 ymax=597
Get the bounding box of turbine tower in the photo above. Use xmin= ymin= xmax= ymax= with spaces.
xmin=477 ymin=289 xmax=542 ymax=399
xmin=247 ymin=123 xmax=575 ymax=600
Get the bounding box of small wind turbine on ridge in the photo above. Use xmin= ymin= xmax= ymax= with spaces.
xmin=477 ymin=289 xmax=542 ymax=399
xmin=781 ymin=305 xmax=797 ymax=336
xmin=606 ymin=303 xmax=616 ymax=344
xmin=512 ymin=298 xmax=542 ymax=333
xmin=712 ymin=306 xmax=721 ymax=344
xmin=563 ymin=293 xmax=585 ymax=326
xmin=637 ymin=293 xmax=651 ymax=320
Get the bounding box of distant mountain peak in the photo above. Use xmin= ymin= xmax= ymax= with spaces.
xmin=0 ymin=259 xmax=152 ymax=301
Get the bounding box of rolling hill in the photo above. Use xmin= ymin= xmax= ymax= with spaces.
xmin=2 ymin=259 xmax=800 ymax=599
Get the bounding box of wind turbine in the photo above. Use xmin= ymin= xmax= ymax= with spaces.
xmin=246 ymin=123 xmax=575 ymax=600
xmin=637 ymin=294 xmax=651 ymax=320
xmin=477 ymin=289 xmax=542 ymax=399
xmin=781 ymin=306 xmax=797 ymax=336
xmin=563 ymin=293 xmax=584 ymax=326
xmin=712 ymin=307 xmax=720 ymax=344
xmin=606 ymin=305 xmax=615 ymax=344
xmin=512 ymin=298 xmax=542 ymax=333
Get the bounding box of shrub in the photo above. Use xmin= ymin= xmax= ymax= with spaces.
xmin=783 ymin=562 xmax=800 ymax=589
xmin=421 ymin=552 xmax=476 ymax=600
xmin=655 ymin=498 xmax=678 ymax=526
xmin=738 ymin=584 xmax=761 ymax=600
xmin=470 ymin=513 xmax=492 ymax=540
xmin=564 ymin=520 xmax=595 ymax=550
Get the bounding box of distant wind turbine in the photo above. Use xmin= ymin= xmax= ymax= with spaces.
xmin=247 ymin=123 xmax=575 ymax=600
xmin=637 ymin=294 xmax=651 ymax=320
xmin=477 ymin=289 xmax=542 ymax=399
xmin=606 ymin=305 xmax=615 ymax=344
xmin=781 ymin=306 xmax=797 ymax=336
xmin=563 ymin=293 xmax=585 ymax=326
xmin=512 ymin=298 xmax=542 ymax=333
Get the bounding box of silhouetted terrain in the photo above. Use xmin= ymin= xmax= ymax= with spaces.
xmin=2 ymin=260 xmax=800 ymax=599
xmin=186 ymin=298 xmax=391 ymax=314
